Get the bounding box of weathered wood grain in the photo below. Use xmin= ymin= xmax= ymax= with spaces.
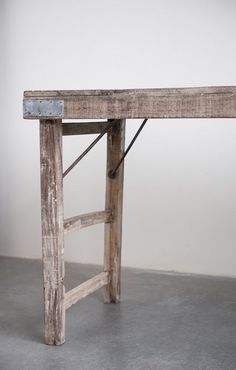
xmin=25 ymin=85 xmax=236 ymax=345
xmin=103 ymin=119 xmax=126 ymax=303
xmin=24 ymin=86 xmax=236 ymax=119
xmin=40 ymin=119 xmax=65 ymax=345
xmin=65 ymin=272 xmax=110 ymax=310
xmin=64 ymin=210 xmax=113 ymax=234
xmin=62 ymin=121 xmax=108 ymax=135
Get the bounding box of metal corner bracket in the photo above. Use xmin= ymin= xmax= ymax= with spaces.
xmin=23 ymin=99 xmax=64 ymax=119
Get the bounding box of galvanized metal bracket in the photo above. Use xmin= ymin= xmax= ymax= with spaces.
xmin=23 ymin=99 xmax=64 ymax=119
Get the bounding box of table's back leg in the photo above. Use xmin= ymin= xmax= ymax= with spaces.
xmin=40 ymin=119 xmax=65 ymax=345
xmin=103 ymin=119 xmax=126 ymax=303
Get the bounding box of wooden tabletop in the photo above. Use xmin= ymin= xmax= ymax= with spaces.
xmin=23 ymin=86 xmax=236 ymax=120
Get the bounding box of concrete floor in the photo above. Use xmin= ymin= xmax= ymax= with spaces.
xmin=0 ymin=257 xmax=236 ymax=370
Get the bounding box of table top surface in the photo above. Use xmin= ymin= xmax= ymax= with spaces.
xmin=24 ymin=86 xmax=236 ymax=98
xmin=23 ymin=86 xmax=236 ymax=120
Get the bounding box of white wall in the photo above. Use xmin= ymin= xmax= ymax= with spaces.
xmin=1 ymin=0 xmax=236 ymax=277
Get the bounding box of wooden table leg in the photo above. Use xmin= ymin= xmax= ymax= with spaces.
xmin=40 ymin=119 xmax=65 ymax=345
xmin=104 ymin=119 xmax=126 ymax=303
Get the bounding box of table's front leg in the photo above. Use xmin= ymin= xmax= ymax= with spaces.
xmin=40 ymin=119 xmax=65 ymax=345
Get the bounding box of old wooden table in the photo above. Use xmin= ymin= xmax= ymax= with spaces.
xmin=23 ymin=86 xmax=236 ymax=345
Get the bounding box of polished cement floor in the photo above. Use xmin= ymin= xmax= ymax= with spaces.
xmin=0 ymin=256 xmax=236 ymax=370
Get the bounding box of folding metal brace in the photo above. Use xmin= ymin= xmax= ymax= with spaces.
xmin=108 ymin=118 xmax=148 ymax=179
xmin=63 ymin=118 xmax=148 ymax=179
xmin=63 ymin=120 xmax=117 ymax=177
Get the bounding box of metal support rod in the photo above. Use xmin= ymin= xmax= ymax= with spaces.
xmin=63 ymin=120 xmax=116 ymax=178
xmin=108 ymin=118 xmax=148 ymax=179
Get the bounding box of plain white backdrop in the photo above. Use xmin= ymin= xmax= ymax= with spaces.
xmin=1 ymin=0 xmax=236 ymax=276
